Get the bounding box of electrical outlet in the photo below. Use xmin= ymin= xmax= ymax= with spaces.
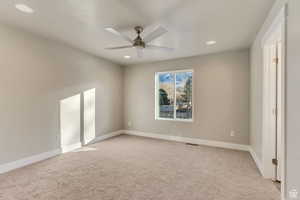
xmin=289 ymin=189 xmax=298 ymax=199
xmin=128 ymin=121 xmax=132 ymax=128
xmin=230 ymin=130 xmax=235 ymax=137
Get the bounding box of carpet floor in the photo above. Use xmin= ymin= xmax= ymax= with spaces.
xmin=0 ymin=135 xmax=280 ymax=200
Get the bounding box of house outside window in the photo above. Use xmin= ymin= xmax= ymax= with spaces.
xmin=155 ymin=69 xmax=193 ymax=122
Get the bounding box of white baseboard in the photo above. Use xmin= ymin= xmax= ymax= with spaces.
xmin=249 ymin=148 xmax=264 ymax=175
xmin=85 ymin=130 xmax=123 ymax=145
xmin=63 ymin=130 xmax=124 ymax=152
xmin=1 ymin=130 xmax=264 ymax=180
xmin=61 ymin=142 xmax=82 ymax=153
xmin=0 ymin=149 xmax=61 ymax=174
xmin=123 ymin=130 xmax=250 ymax=151
xmin=94 ymin=130 xmax=123 ymax=143
xmin=0 ymin=130 xmax=123 ymax=174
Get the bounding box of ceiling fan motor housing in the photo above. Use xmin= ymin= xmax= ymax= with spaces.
xmin=133 ymin=36 xmax=145 ymax=48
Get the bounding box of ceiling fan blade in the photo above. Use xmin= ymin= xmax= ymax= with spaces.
xmin=146 ymin=44 xmax=174 ymax=51
xmin=136 ymin=48 xmax=144 ymax=58
xmin=144 ymin=26 xmax=168 ymax=43
xmin=105 ymin=45 xmax=133 ymax=50
xmin=105 ymin=27 xmax=133 ymax=44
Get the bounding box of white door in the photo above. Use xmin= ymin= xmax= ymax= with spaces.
xmin=269 ymin=40 xmax=283 ymax=182
xmin=268 ymin=43 xmax=278 ymax=181
xmin=276 ymin=41 xmax=283 ymax=182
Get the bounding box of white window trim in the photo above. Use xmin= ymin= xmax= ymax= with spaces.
xmin=155 ymin=69 xmax=194 ymax=122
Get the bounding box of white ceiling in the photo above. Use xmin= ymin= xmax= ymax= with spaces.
xmin=0 ymin=0 xmax=275 ymax=65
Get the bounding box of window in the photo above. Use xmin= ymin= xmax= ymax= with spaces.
xmin=155 ymin=70 xmax=193 ymax=121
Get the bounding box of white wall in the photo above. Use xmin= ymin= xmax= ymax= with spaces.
xmin=286 ymin=0 xmax=300 ymax=198
xmin=124 ymin=50 xmax=250 ymax=145
xmin=0 ymin=24 xmax=124 ymax=165
xmin=250 ymin=0 xmax=300 ymax=198
xmin=250 ymin=0 xmax=287 ymax=162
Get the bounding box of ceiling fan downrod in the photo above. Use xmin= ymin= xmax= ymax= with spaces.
xmin=133 ymin=26 xmax=145 ymax=48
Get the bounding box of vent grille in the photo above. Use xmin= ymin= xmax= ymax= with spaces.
xmin=186 ymin=143 xmax=199 ymax=146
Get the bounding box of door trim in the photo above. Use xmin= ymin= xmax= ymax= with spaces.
xmin=261 ymin=6 xmax=286 ymax=199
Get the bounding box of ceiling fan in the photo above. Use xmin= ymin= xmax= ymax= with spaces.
xmin=105 ymin=26 xmax=173 ymax=58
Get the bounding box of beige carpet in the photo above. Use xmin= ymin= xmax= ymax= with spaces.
xmin=0 ymin=135 xmax=280 ymax=200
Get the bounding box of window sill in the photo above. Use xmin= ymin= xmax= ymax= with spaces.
xmin=155 ymin=117 xmax=194 ymax=123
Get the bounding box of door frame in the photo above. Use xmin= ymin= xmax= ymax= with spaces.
xmin=261 ymin=6 xmax=286 ymax=198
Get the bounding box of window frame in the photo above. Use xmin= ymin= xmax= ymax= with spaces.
xmin=155 ymin=69 xmax=194 ymax=122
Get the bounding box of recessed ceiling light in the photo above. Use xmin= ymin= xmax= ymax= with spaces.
xmin=15 ymin=4 xmax=34 ymax=14
xmin=206 ymin=41 xmax=217 ymax=45
xmin=124 ymin=55 xmax=131 ymax=59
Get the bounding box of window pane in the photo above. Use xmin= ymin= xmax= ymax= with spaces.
xmin=158 ymin=73 xmax=175 ymax=119
xmin=176 ymin=72 xmax=193 ymax=119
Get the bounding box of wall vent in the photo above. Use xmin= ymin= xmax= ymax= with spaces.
xmin=186 ymin=143 xmax=199 ymax=146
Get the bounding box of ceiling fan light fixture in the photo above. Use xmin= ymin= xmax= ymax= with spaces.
xmin=15 ymin=4 xmax=34 ymax=14
xmin=206 ymin=40 xmax=217 ymax=45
